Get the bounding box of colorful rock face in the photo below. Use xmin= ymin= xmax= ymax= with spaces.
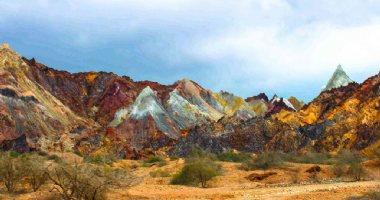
xmin=0 ymin=44 xmax=378 ymax=157
xmin=0 ymin=44 xmax=95 ymax=152
xmin=273 ymin=67 xmax=380 ymax=153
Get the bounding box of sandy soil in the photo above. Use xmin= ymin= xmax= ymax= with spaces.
xmin=0 ymin=159 xmax=379 ymax=200
xmin=109 ymin=160 xmax=380 ymax=200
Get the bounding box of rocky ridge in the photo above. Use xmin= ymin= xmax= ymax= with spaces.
xmin=0 ymin=44 xmax=378 ymax=157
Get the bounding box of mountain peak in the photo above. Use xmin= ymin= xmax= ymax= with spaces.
xmin=322 ymin=65 xmax=354 ymax=92
xmin=336 ymin=64 xmax=343 ymax=71
xmin=0 ymin=43 xmax=10 ymax=50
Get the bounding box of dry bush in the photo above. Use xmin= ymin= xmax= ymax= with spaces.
xmin=333 ymin=150 xmax=367 ymax=181
xmin=0 ymin=152 xmax=48 ymax=193
xmin=290 ymin=168 xmax=301 ymax=184
xmin=0 ymin=152 xmax=25 ymax=193
xmin=347 ymin=163 xmax=367 ymax=181
xmin=21 ymin=154 xmax=48 ymax=192
xmin=46 ymin=162 xmax=135 ymax=200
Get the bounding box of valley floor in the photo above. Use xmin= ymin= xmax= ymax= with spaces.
xmin=1 ymin=158 xmax=379 ymax=200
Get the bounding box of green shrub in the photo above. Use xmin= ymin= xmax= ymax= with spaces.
xmin=240 ymin=152 xmax=284 ymax=170
xmin=72 ymin=149 xmax=82 ymax=157
xmin=169 ymin=156 xmax=179 ymax=161
xmin=9 ymin=151 xmax=20 ymax=158
xmin=47 ymin=154 xmax=63 ymax=163
xmin=337 ymin=150 xmax=365 ymax=165
xmin=142 ymin=157 xmax=167 ymax=167
xmin=37 ymin=151 xmax=48 ymax=157
xmin=216 ymin=151 xmax=252 ymax=163
xmin=84 ymin=153 xmax=117 ymax=165
xmin=171 ymin=157 xmax=222 ymax=188
xmin=144 ymin=157 xmax=164 ymax=163
xmin=285 ymin=152 xmax=334 ymax=165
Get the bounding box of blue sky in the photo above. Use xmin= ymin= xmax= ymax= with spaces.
xmin=1 ymin=0 xmax=380 ymax=102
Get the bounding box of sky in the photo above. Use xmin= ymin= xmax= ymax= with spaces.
xmin=1 ymin=0 xmax=380 ymax=102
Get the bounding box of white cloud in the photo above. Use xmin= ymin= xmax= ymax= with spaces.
xmin=1 ymin=0 xmax=380 ymax=100
xmin=188 ymin=20 xmax=380 ymax=82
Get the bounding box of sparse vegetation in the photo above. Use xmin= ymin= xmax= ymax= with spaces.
xmin=169 ymin=156 xmax=179 ymax=161
xmin=144 ymin=157 xmax=164 ymax=163
xmin=187 ymin=147 xmax=217 ymax=160
xmin=216 ymin=151 xmax=252 ymax=163
xmin=47 ymin=154 xmax=63 ymax=163
xmin=22 ymin=154 xmax=48 ymax=192
xmin=72 ymin=149 xmax=82 ymax=157
xmin=0 ymin=152 xmax=25 ymax=193
xmin=281 ymin=152 xmax=334 ymax=165
xmin=149 ymin=170 xmax=171 ymax=178
xmin=333 ymin=150 xmax=367 ymax=181
xmin=171 ymin=148 xmax=222 ymax=188
xmin=46 ymin=162 xmax=134 ymax=200
xmin=171 ymin=157 xmax=222 ymax=187
xmin=369 ymin=147 xmax=380 ymax=166
xmin=142 ymin=157 xmax=167 ymax=167
xmin=240 ymin=152 xmax=284 ymax=170
xmin=84 ymin=152 xmax=117 ymax=165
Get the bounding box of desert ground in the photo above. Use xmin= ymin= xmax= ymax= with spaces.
xmin=1 ymin=153 xmax=378 ymax=200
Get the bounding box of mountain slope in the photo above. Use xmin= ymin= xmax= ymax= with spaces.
xmin=273 ymin=67 xmax=380 ymax=152
xmin=0 ymin=44 xmax=95 ymax=152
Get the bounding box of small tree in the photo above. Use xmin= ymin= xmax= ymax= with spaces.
xmin=171 ymin=148 xmax=222 ymax=188
xmin=333 ymin=150 xmax=367 ymax=181
xmin=0 ymin=152 xmax=25 ymax=193
xmin=171 ymin=157 xmax=222 ymax=188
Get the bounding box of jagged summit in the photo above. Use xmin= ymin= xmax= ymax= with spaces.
xmin=322 ymin=64 xmax=354 ymax=92
xmin=130 ymin=86 xmax=164 ymax=119
xmin=270 ymin=95 xmax=296 ymax=111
